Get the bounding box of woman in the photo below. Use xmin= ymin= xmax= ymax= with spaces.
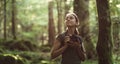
xmin=51 ymin=12 xmax=86 ymax=64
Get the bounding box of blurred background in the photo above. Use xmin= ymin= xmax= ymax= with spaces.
xmin=0 ymin=0 xmax=120 ymax=64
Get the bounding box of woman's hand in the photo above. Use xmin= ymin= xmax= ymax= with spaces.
xmin=64 ymin=36 xmax=70 ymax=42
xmin=64 ymin=36 xmax=81 ymax=49
xmin=68 ymin=41 xmax=81 ymax=49
xmin=64 ymin=36 xmax=70 ymax=45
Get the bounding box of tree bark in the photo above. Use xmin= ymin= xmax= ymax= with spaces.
xmin=73 ymin=0 xmax=95 ymax=59
xmin=48 ymin=0 xmax=56 ymax=46
xmin=63 ymin=0 xmax=72 ymax=30
xmin=56 ymin=0 xmax=63 ymax=34
xmin=4 ymin=0 xmax=7 ymax=40
xmin=63 ymin=0 xmax=72 ymax=15
xmin=11 ymin=0 xmax=17 ymax=39
xmin=96 ymin=0 xmax=113 ymax=64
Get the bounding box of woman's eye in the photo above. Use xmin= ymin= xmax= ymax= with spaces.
xmin=70 ymin=17 xmax=73 ymax=19
xmin=65 ymin=16 xmax=74 ymax=20
xmin=65 ymin=18 xmax=68 ymax=20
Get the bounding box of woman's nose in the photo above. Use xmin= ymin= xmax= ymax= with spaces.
xmin=67 ymin=18 xmax=70 ymax=21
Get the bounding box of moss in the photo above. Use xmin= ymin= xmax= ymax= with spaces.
xmin=0 ymin=39 xmax=38 ymax=51
xmin=0 ymin=54 xmax=25 ymax=64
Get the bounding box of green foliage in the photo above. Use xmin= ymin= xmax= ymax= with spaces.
xmin=39 ymin=45 xmax=51 ymax=52
xmin=109 ymin=0 xmax=120 ymax=17
xmin=17 ymin=0 xmax=48 ymax=26
xmin=0 ymin=39 xmax=38 ymax=51
xmin=89 ymin=0 xmax=98 ymax=46
xmin=14 ymin=0 xmax=50 ymax=44
xmin=0 ymin=39 xmax=51 ymax=64
xmin=0 ymin=50 xmax=51 ymax=64
xmin=0 ymin=0 xmax=120 ymax=64
xmin=0 ymin=54 xmax=26 ymax=64
xmin=81 ymin=60 xmax=97 ymax=64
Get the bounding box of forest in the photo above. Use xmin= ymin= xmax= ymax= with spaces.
xmin=0 ymin=0 xmax=120 ymax=64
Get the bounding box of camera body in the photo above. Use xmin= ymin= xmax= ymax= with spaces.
xmin=64 ymin=35 xmax=82 ymax=44
xmin=70 ymin=35 xmax=79 ymax=42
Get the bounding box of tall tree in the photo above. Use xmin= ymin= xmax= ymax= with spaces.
xmin=56 ymin=0 xmax=63 ymax=34
xmin=96 ymin=0 xmax=113 ymax=64
xmin=48 ymin=0 xmax=56 ymax=45
xmin=63 ymin=0 xmax=73 ymax=15
xmin=73 ymin=0 xmax=95 ymax=59
xmin=63 ymin=0 xmax=73 ymax=30
xmin=11 ymin=0 xmax=17 ymax=39
xmin=4 ymin=0 xmax=7 ymax=40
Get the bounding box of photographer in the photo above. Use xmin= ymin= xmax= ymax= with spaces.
xmin=50 ymin=12 xmax=86 ymax=64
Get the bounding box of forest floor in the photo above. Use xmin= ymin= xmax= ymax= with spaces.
xmin=0 ymin=39 xmax=120 ymax=64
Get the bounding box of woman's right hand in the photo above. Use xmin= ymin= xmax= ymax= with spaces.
xmin=64 ymin=36 xmax=70 ymax=45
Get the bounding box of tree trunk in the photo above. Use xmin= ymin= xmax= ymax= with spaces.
xmin=96 ymin=0 xmax=113 ymax=64
xmin=73 ymin=0 xmax=95 ymax=59
xmin=63 ymin=0 xmax=72 ymax=30
xmin=4 ymin=0 xmax=7 ymax=40
xmin=48 ymin=0 xmax=56 ymax=46
xmin=63 ymin=0 xmax=72 ymax=15
xmin=56 ymin=0 xmax=63 ymax=34
xmin=11 ymin=0 xmax=17 ymax=39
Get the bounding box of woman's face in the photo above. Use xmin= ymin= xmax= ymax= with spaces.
xmin=65 ymin=14 xmax=77 ymax=27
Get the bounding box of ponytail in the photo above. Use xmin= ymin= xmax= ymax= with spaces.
xmin=74 ymin=28 xmax=79 ymax=35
